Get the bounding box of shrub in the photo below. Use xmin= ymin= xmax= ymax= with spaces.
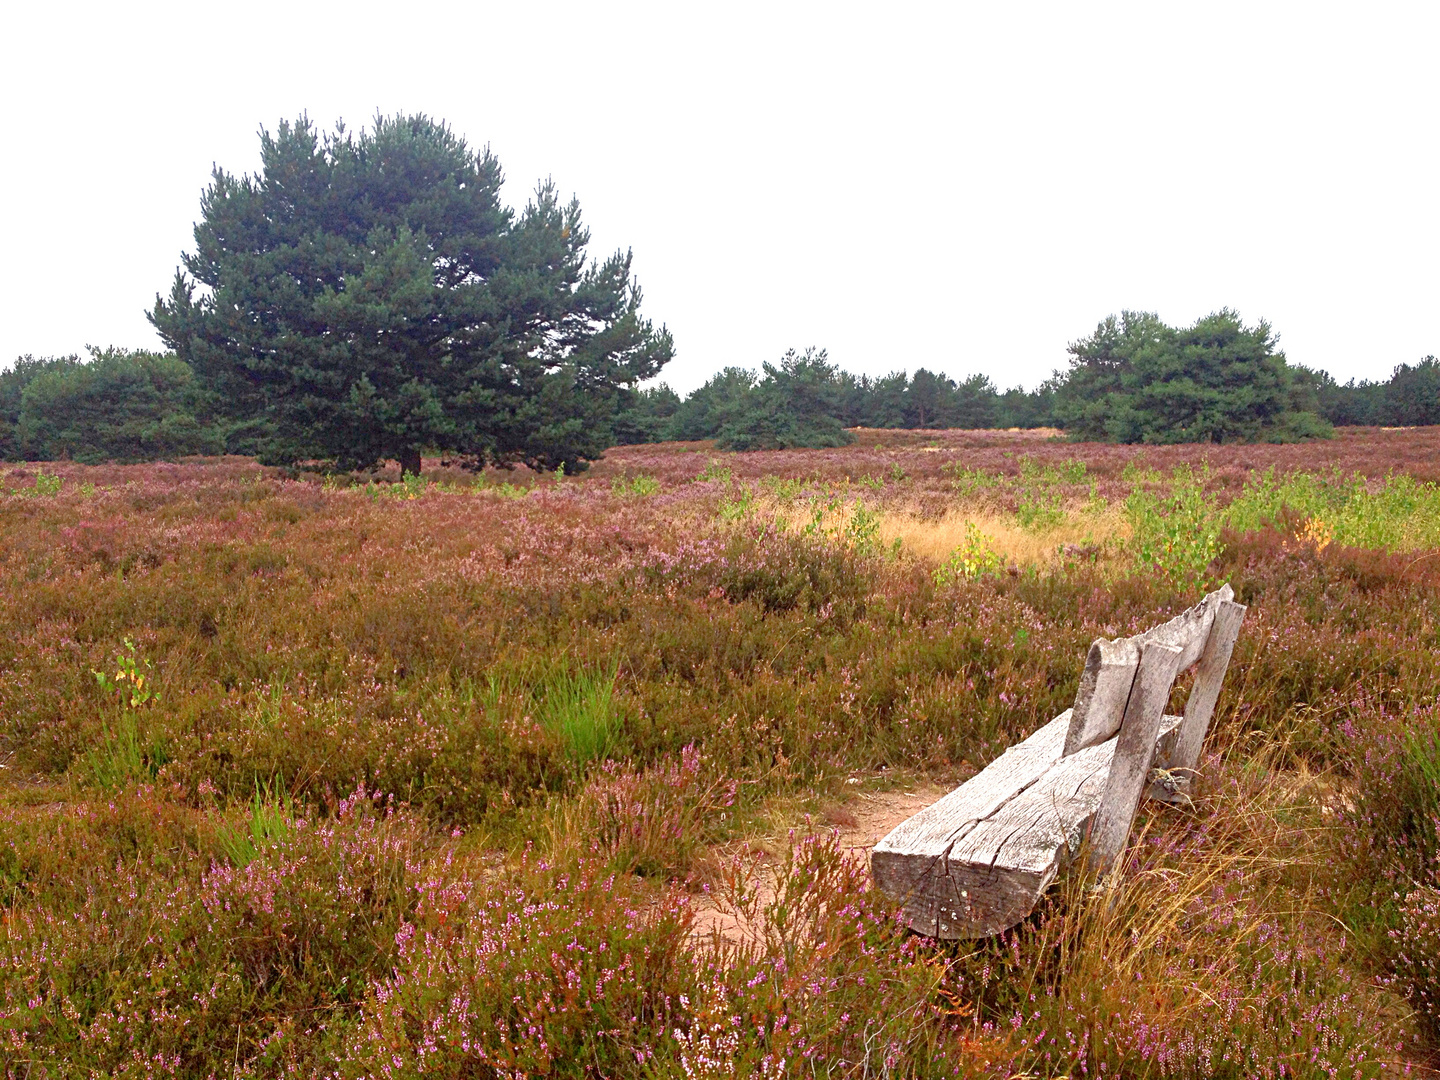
xmin=690 ymin=834 xmax=955 ymax=1074
xmin=1339 ymin=702 xmax=1440 ymax=892
xmin=934 ymin=522 xmax=1005 ymax=585
xmin=1395 ymin=886 xmax=1440 ymax=1040
xmin=1125 ymin=466 xmax=1222 ymax=590
xmin=563 ymin=744 xmax=737 ymax=876
xmin=342 ymin=852 xmax=696 ymax=1078
xmin=0 ymin=787 xmax=419 ymax=1074
xmin=654 ymin=527 xmax=874 ymax=619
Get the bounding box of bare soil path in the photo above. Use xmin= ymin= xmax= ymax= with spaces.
xmin=691 ymin=780 xmax=951 ymax=946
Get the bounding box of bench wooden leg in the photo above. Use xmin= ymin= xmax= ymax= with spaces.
xmin=1088 ymin=641 xmax=1184 ymax=874
xmin=1171 ymin=600 xmax=1247 ymax=776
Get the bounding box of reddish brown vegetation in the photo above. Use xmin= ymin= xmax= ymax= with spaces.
xmin=0 ymin=430 xmax=1437 ymax=1076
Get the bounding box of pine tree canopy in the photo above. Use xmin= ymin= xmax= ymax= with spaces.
xmin=149 ymin=114 xmax=673 ymax=475
xmin=1054 ymin=309 xmax=1331 ymax=444
xmin=715 ymin=348 xmax=856 ymax=451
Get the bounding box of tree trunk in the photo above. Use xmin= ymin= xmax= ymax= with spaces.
xmin=397 ymin=448 xmax=423 ymax=478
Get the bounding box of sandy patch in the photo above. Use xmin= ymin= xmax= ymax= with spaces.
xmin=690 ymin=781 xmax=952 ymax=946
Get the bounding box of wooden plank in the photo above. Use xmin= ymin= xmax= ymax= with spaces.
xmin=1062 ymin=638 xmax=1139 ymax=755
xmin=1151 ymin=599 xmax=1246 ymax=802
xmin=1087 ymin=642 xmax=1184 ymax=874
xmin=1133 ymin=582 xmax=1234 ymax=670
xmin=871 ymin=710 xmax=1071 ymax=904
xmin=873 ymin=714 xmax=1183 ymax=938
xmin=1172 ymin=598 xmax=1246 ymax=771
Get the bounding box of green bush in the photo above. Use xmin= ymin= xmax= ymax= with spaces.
xmin=1125 ymin=466 xmax=1222 ymax=590
xmin=3 ymin=348 xmax=223 ymax=463
xmin=1054 ymin=309 xmax=1332 ymax=444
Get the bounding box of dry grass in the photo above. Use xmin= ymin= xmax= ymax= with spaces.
xmin=878 ymin=504 xmax=1130 ymax=567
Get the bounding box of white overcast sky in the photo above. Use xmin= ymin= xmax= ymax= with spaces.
xmin=3 ymin=1 xmax=1436 ymax=394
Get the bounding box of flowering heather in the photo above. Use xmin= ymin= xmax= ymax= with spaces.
xmin=1 ymin=429 xmax=1439 ymax=1074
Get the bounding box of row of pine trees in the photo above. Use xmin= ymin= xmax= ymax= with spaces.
xmin=3 ymin=335 xmax=1436 ymax=465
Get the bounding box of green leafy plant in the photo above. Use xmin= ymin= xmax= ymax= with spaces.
xmin=942 ymin=461 xmax=1002 ymax=498
xmin=1016 ymin=488 xmax=1065 ymax=532
xmin=1125 ymin=466 xmax=1222 ymax=590
xmin=611 ymin=473 xmax=661 ymax=497
xmin=1120 ymin=459 xmax=1162 ymax=484
xmin=843 ymin=500 xmax=883 ymax=554
xmin=93 ymin=638 xmax=160 ymax=709
xmin=1013 ymin=456 xmax=1078 ymax=532
xmin=935 ymin=523 xmax=1005 ymax=585
xmin=696 ymin=459 xmax=733 ymax=485
xmin=719 ymin=484 xmax=756 ymax=522
xmin=84 ymin=639 xmax=167 ymax=789
xmin=11 ymin=469 xmax=63 ymax=497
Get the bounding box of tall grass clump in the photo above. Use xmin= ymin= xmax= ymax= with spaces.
xmin=539 ymin=664 xmax=623 ymax=766
xmin=214 ymin=780 xmax=296 ymax=867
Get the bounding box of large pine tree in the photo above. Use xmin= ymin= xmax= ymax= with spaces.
xmin=151 ymin=114 xmax=672 ymax=474
xmin=1054 ymin=309 xmax=1330 ymax=443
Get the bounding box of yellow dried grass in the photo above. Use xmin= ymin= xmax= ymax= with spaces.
xmin=878 ymin=506 xmax=1130 ymax=568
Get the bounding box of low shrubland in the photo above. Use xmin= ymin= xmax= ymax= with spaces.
xmin=1 ymin=428 xmax=1439 ymax=1075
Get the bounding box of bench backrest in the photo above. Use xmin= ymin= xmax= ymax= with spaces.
xmin=1063 ymin=584 xmax=1234 ymax=756
xmin=1067 ymin=583 xmax=1248 ymax=872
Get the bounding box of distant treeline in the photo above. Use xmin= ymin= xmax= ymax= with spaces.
xmin=4 ymin=329 xmax=1437 ymax=464
xmin=1298 ymin=359 xmax=1440 ymax=428
xmin=618 ymin=324 xmax=1439 ymax=449
xmin=614 ymin=350 xmax=1055 ymax=448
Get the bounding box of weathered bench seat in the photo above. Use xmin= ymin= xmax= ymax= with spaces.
xmin=872 ymin=585 xmax=1245 ymax=939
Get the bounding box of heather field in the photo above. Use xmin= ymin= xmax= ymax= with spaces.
xmin=4 ymin=427 xmax=1440 ymax=1077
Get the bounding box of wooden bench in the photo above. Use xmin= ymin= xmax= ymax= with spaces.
xmin=871 ymin=585 xmax=1246 ymax=938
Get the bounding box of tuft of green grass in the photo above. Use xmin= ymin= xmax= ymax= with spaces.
xmin=81 ymin=714 xmax=170 ymax=791
xmin=215 ymin=781 xmax=295 ymax=867
xmin=539 ymin=665 xmax=622 ymax=767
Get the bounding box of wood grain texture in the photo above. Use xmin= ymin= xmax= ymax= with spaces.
xmin=872 ymin=713 xmax=1183 ymax=938
xmin=1171 ymin=599 xmax=1246 ymax=773
xmin=1061 ymin=583 xmax=1233 ymax=755
xmin=872 ymin=711 xmax=1071 ymax=888
xmin=1062 ymin=639 xmax=1139 ymax=755
xmin=1087 ymin=642 xmax=1184 ymax=874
